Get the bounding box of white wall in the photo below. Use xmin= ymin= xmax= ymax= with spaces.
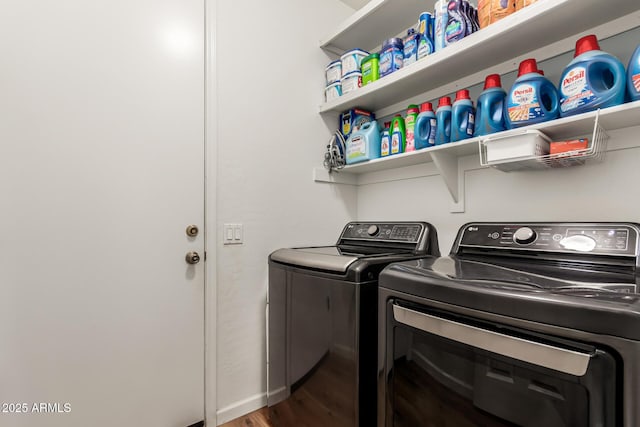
xmin=358 ymin=128 xmax=640 ymax=253
xmin=213 ymin=0 xmax=356 ymax=423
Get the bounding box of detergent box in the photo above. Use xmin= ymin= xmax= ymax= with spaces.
xmin=339 ymin=108 xmax=375 ymax=140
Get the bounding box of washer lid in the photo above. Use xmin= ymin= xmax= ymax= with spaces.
xmin=269 ymin=247 xmax=360 ymax=273
xmin=380 ymin=257 xmax=640 ymax=340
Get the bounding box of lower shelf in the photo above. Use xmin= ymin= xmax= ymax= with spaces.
xmin=313 ymin=100 xmax=640 ymax=212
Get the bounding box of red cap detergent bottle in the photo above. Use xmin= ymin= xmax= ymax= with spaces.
xmin=451 ymin=89 xmax=475 ymax=142
xmin=435 ymin=96 xmax=452 ymax=145
xmin=414 ymin=102 xmax=436 ymax=149
xmin=627 ymin=43 xmax=640 ymax=102
xmin=506 ymin=58 xmax=559 ymax=129
xmin=559 ymin=35 xmax=626 ymax=117
xmin=474 ymin=74 xmax=506 ymax=137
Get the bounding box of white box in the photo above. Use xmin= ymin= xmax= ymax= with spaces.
xmin=484 ymin=129 xmax=551 ymax=163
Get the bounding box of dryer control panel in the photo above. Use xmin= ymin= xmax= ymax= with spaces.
xmin=457 ymin=223 xmax=639 ymax=257
xmin=341 ymin=222 xmax=424 ymax=243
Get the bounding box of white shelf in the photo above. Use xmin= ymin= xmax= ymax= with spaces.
xmin=319 ymin=0 xmax=640 ymax=114
xmin=338 ymin=138 xmax=477 ymax=174
xmin=315 ymin=101 xmax=640 ymax=211
xmin=319 ymin=0 xmax=427 ymax=55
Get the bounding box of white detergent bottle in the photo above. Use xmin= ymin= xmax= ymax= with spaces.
xmin=434 ymin=0 xmax=448 ymax=52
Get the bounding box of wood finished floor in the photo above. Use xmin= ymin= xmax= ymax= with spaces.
xmin=218 ymin=406 xmax=272 ymax=427
xmin=219 ymin=352 xmax=354 ymax=427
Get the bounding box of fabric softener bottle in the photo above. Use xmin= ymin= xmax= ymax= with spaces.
xmin=414 ymin=102 xmax=437 ymax=149
xmin=380 ymin=122 xmax=392 ymax=157
xmin=404 ymin=104 xmax=420 ymax=152
xmin=435 ymin=96 xmax=452 ymax=145
xmin=506 ymin=58 xmax=559 ymax=129
xmin=390 ymin=115 xmax=406 ymax=155
xmin=627 ymin=43 xmax=640 ymax=102
xmin=474 ymin=73 xmax=507 ymax=137
xmin=451 ymin=89 xmax=475 ymax=142
xmin=559 ymin=35 xmax=626 ymax=117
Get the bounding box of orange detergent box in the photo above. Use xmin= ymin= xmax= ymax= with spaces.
xmin=549 ymin=138 xmax=589 ymax=155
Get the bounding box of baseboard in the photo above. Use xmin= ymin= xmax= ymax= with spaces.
xmin=216 ymin=392 xmax=267 ymax=425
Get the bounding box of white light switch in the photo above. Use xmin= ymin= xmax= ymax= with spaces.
xmin=233 ymin=224 xmax=243 ymax=242
xmin=223 ymin=223 xmax=243 ymax=245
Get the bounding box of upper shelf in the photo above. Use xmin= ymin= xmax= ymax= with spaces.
xmin=320 ymin=0 xmax=427 ymax=54
xmin=319 ymin=0 xmax=640 ymax=114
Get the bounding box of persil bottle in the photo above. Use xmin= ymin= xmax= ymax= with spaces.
xmin=474 ymin=74 xmax=506 ymax=137
xmin=629 ymin=43 xmax=640 ymax=102
xmin=559 ymin=35 xmax=626 ymax=117
xmin=506 ymin=58 xmax=559 ymax=129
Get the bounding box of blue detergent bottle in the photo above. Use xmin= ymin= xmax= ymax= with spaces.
xmin=559 ymin=35 xmax=627 ymax=117
xmin=627 ymin=44 xmax=640 ymax=102
xmin=345 ymin=120 xmax=381 ymax=164
xmin=414 ymin=102 xmax=437 ymax=149
xmin=451 ymin=89 xmax=475 ymax=142
xmin=474 ymin=74 xmax=507 ymax=137
xmin=435 ymin=96 xmax=452 ymax=145
xmin=506 ymin=58 xmax=559 ymax=129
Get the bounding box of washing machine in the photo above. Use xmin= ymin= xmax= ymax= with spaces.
xmin=267 ymin=221 xmax=439 ymax=427
xmin=378 ymin=222 xmax=640 ymax=427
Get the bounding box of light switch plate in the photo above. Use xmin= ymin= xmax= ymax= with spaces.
xmin=223 ymin=223 xmax=243 ymax=245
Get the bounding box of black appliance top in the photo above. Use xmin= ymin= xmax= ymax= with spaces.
xmin=380 ymin=222 xmax=640 ymax=340
xmin=269 ymin=221 xmax=439 ymax=278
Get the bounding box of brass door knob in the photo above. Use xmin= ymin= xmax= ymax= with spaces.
xmin=186 ymin=225 xmax=199 ymax=237
xmin=185 ymin=251 xmax=201 ymax=265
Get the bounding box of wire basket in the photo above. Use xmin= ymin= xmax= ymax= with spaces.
xmin=479 ymin=110 xmax=609 ymax=172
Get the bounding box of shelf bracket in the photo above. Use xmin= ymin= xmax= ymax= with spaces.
xmin=313 ymin=167 xmax=358 ymax=185
xmin=431 ymin=151 xmax=465 ymax=213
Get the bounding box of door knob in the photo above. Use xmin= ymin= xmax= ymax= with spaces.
xmin=186 ymin=225 xmax=199 ymax=237
xmin=185 ymin=251 xmax=201 ymax=265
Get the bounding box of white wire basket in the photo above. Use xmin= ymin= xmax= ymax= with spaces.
xmin=479 ymin=110 xmax=609 ymax=172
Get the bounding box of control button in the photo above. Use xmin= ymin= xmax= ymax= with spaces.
xmin=513 ymin=227 xmax=537 ymax=245
xmin=367 ymin=225 xmax=379 ymax=236
xmin=552 ymin=234 xmax=563 ymax=242
xmin=490 ymin=232 xmax=500 ymax=240
xmin=559 ymin=235 xmax=597 ymax=252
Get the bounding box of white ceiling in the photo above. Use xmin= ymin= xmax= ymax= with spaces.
xmin=340 ymin=0 xmax=370 ymax=10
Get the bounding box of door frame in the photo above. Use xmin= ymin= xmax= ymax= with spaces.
xmin=205 ymin=0 xmax=218 ymax=425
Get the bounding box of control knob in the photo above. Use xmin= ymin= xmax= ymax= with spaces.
xmin=367 ymin=225 xmax=379 ymax=236
xmin=513 ymin=227 xmax=537 ymax=245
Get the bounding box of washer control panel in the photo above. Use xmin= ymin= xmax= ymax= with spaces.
xmin=341 ymin=222 xmax=424 ymax=243
xmin=458 ymin=223 xmax=639 ymax=256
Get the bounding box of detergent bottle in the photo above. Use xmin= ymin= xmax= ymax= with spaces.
xmin=559 ymin=35 xmax=627 ymax=117
xmin=345 ymin=120 xmax=381 ymax=164
xmin=435 ymin=96 xmax=452 ymax=145
xmin=506 ymin=58 xmax=559 ymax=129
xmin=628 ymin=44 xmax=640 ymax=102
xmin=414 ymin=102 xmax=437 ymax=149
xmin=390 ymin=115 xmax=406 ymax=155
xmin=404 ymin=104 xmax=420 ymax=152
xmin=445 ymin=0 xmax=468 ymax=47
xmin=474 ymin=73 xmax=507 ymax=137
xmin=451 ymin=89 xmax=475 ymax=142
xmin=380 ymin=122 xmax=392 ymax=157
xmin=434 ymin=0 xmax=448 ymax=51
xmin=418 ymin=12 xmax=435 ymax=60
xmin=403 ymin=29 xmax=420 ymax=67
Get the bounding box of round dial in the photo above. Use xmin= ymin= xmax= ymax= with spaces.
xmin=367 ymin=225 xmax=379 ymax=236
xmin=513 ymin=227 xmax=537 ymax=245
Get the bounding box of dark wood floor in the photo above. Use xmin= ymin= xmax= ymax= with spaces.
xmin=218 ymin=406 xmax=272 ymax=427
xmin=219 ymin=352 xmax=354 ymax=427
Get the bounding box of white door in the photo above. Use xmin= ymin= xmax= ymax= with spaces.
xmin=0 ymin=1 xmax=205 ymax=426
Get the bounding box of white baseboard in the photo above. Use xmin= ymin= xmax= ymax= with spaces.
xmin=216 ymin=392 xmax=267 ymax=425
